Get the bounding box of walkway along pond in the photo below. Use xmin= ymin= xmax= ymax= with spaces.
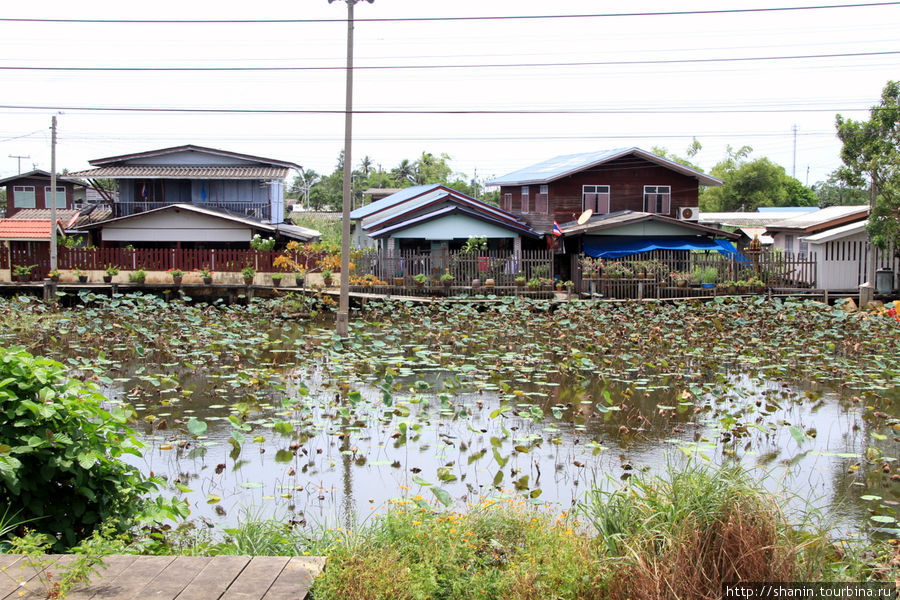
xmin=2 ymin=292 xmax=899 ymax=539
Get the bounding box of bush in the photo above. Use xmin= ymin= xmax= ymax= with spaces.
xmin=0 ymin=347 xmax=185 ymax=550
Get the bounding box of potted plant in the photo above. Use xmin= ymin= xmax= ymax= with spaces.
xmin=197 ymin=267 xmax=213 ymax=285
xmin=697 ymin=267 xmax=717 ymax=289
xmin=483 ymin=277 xmax=495 ymax=288
xmin=412 ymin=273 xmax=428 ymax=288
xmin=271 ymin=273 xmax=284 ymax=286
xmin=47 ymin=269 xmax=61 ymax=282
xmin=71 ymin=268 xmax=88 ymax=283
xmin=103 ymin=265 xmax=119 ymax=283
xmin=12 ymin=264 xmax=36 ymax=282
xmin=392 ymin=271 xmax=404 ymax=287
xmin=167 ymin=268 xmax=185 ymax=285
xmin=322 ymin=268 xmax=334 ymax=287
xmin=514 ymin=274 xmax=526 ymax=287
xmin=295 ymin=266 xmax=307 ymax=288
xmin=440 ymin=270 xmax=454 ymax=287
xmin=129 ymin=269 xmax=146 ymax=284
xmin=526 ymin=277 xmax=541 ymax=290
xmin=241 ymin=266 xmax=256 ymax=285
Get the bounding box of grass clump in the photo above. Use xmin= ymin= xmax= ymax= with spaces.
xmin=312 ymin=496 xmax=604 ymax=600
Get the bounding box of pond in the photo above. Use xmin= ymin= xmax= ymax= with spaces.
xmin=5 ymin=292 xmax=900 ymax=537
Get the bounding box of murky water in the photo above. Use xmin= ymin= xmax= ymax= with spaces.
xmin=112 ymin=354 xmax=891 ymax=536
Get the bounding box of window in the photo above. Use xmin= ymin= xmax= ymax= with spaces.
xmin=13 ymin=186 xmax=35 ymax=209
xmin=582 ymin=185 xmax=610 ymax=214
xmin=799 ymin=239 xmax=809 ymax=258
xmin=502 ymin=193 xmax=512 ymax=212
xmin=44 ymin=186 xmax=66 ymax=208
xmin=534 ymin=185 xmax=549 ymax=214
xmin=784 ymin=234 xmax=795 ymax=255
xmin=521 ymin=186 xmax=530 ymax=213
xmin=643 ymin=185 xmax=671 ymax=214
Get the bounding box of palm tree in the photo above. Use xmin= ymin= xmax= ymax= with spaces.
xmin=391 ymin=159 xmax=416 ymax=186
xmin=358 ymin=155 xmax=373 ymax=177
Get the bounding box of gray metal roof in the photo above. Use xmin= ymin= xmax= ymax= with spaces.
xmin=486 ymin=147 xmax=722 ymax=187
xmin=559 ymin=210 xmax=739 ymax=239
xmin=350 ymin=184 xmax=441 ymax=219
xmin=765 ymin=205 xmax=868 ymax=232
xmin=87 ymin=144 xmax=302 ymax=171
xmin=66 ymin=166 xmax=290 ymax=180
xmin=362 ymin=188 xmax=525 ymax=232
xmin=370 ymin=205 xmax=540 ymax=239
xmin=698 ymin=211 xmax=814 ymax=227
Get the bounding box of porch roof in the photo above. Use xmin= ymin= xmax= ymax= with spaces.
xmin=559 ymin=210 xmax=739 ymax=240
xmin=370 ymin=205 xmax=541 ymax=239
xmin=66 ymin=166 xmax=290 ymax=180
xmin=0 ymin=219 xmax=65 ymax=241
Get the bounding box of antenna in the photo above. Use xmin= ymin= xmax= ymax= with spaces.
xmin=8 ymin=154 xmax=30 ymax=174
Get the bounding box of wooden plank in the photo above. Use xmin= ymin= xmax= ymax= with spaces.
xmin=174 ymin=555 xmax=250 ymax=600
xmin=0 ymin=554 xmax=62 ymax=600
xmin=220 ymin=556 xmax=288 ymax=600
xmin=6 ymin=555 xmax=82 ymax=600
xmin=260 ymin=557 xmax=325 ymax=600
xmin=84 ymin=555 xmax=175 ymax=600
xmin=133 ymin=556 xmax=212 ymax=600
xmin=64 ymin=555 xmax=139 ymax=600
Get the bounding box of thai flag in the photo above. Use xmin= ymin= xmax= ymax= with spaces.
xmin=552 ymin=221 xmax=563 ymax=237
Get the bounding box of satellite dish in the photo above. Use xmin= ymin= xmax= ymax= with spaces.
xmin=576 ymin=209 xmax=593 ymax=225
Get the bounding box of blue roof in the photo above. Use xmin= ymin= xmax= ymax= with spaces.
xmin=486 ymin=147 xmax=722 ymax=187
xmin=362 ymin=188 xmax=522 ymax=231
xmin=350 ymin=184 xmax=441 ymax=219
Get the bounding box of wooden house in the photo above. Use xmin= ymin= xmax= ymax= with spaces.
xmin=350 ymin=184 xmax=539 ymax=255
xmin=0 ymin=170 xmax=84 ymax=218
xmin=487 ymin=147 xmax=722 ymax=234
xmin=68 ymin=145 xmax=299 ymax=225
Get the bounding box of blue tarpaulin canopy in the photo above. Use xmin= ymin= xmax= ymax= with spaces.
xmin=583 ymin=236 xmax=743 ymax=259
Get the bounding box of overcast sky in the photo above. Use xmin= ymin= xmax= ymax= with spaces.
xmin=1 ymin=0 xmax=897 ymax=188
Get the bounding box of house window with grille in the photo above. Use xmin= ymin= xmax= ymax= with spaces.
xmin=582 ymin=185 xmax=610 ymax=214
xmin=44 ymin=186 xmax=66 ymax=209
xmin=521 ymin=186 xmax=530 ymax=213
xmin=13 ymin=186 xmax=35 ymax=208
xmin=502 ymin=193 xmax=513 ymax=212
xmin=643 ymin=185 xmax=671 ymax=214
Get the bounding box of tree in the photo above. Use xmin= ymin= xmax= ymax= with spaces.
xmin=836 ymin=80 xmax=900 ymax=254
xmin=699 ymin=146 xmax=816 ymax=212
xmin=651 ymin=138 xmax=705 ymax=172
xmin=811 ymin=173 xmax=869 ymax=207
xmin=391 ymin=159 xmax=416 ymax=185
xmin=289 ymin=168 xmax=321 ymax=207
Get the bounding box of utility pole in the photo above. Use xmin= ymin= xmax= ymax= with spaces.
xmin=8 ymin=155 xmax=30 ymax=174
xmin=330 ymin=0 xmax=373 ymax=337
xmin=791 ymin=124 xmax=798 ymax=179
xmin=50 ymin=116 xmax=58 ymax=271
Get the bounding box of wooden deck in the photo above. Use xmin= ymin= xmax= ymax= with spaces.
xmin=0 ymin=554 xmax=324 ymax=600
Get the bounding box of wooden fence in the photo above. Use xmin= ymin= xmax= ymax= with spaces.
xmin=8 ymin=247 xmax=326 ymax=278
xmin=353 ymin=249 xmax=555 ymax=285
xmin=578 ymin=249 xmax=818 ymax=299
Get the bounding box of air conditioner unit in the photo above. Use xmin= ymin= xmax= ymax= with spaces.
xmin=678 ymin=206 xmax=700 ymax=221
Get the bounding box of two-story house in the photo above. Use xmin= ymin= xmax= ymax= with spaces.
xmin=0 ymin=170 xmax=83 ymax=218
xmin=69 ymin=145 xmax=298 ymax=225
xmin=487 ymin=147 xmax=722 ymax=234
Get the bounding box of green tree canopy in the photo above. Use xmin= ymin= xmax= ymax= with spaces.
xmin=699 ymin=146 xmax=816 ymax=212
xmin=836 ymin=80 xmax=900 ymax=254
xmin=811 ymin=172 xmax=869 ymax=207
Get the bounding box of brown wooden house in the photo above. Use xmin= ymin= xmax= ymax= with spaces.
xmin=487 ymin=148 xmax=722 ymax=234
xmin=0 ymin=170 xmax=83 ymax=218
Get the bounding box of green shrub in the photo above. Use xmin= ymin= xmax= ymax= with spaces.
xmin=0 ymin=347 xmax=186 ymax=550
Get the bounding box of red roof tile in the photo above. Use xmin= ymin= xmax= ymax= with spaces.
xmin=0 ymin=219 xmax=56 ymax=241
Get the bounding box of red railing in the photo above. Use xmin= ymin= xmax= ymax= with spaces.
xmin=54 ymin=248 xmax=327 ymax=273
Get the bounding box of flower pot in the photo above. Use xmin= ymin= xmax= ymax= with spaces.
xmin=295 ymin=277 xmax=304 ymax=287
xmin=515 ymin=280 xmax=526 ymax=287
xmin=103 ymin=275 xmax=113 ymax=283
xmin=172 ymin=276 xmax=183 ymax=285
xmin=700 ymin=282 xmax=715 ymax=289
xmin=484 ymin=278 xmax=495 ymax=287
xmin=442 ymin=279 xmax=453 ymax=288
xmin=244 ymin=277 xmax=254 ymax=286
xmin=676 ymin=279 xmax=688 ymax=288
xmin=323 ymin=278 xmax=333 ymax=287
xmin=49 ymin=275 xmax=60 ymax=283
xmin=15 ymin=275 xmax=28 ymax=282
xmin=78 ymin=275 xmax=88 ymax=283
xmin=471 ymin=278 xmax=481 ymax=288
xmin=202 ymin=277 xmax=213 ymax=285
xmin=271 ymin=278 xmax=284 ymax=287
xmin=393 ymin=277 xmax=404 ymax=286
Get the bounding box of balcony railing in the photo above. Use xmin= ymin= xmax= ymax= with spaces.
xmin=113 ymin=201 xmax=271 ymax=221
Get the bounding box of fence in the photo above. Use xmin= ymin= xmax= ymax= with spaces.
xmin=9 ymin=247 xmax=326 ymax=279
xmin=578 ymin=249 xmax=818 ymax=299
xmin=353 ymin=249 xmax=555 ymax=286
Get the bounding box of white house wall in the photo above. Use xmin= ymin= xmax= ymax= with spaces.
xmin=100 ymin=210 xmax=252 ymax=243
xmin=809 ymin=231 xmax=898 ymax=290
xmin=595 ymin=221 xmax=706 ymax=237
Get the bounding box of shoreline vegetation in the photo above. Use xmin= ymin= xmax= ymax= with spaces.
xmin=0 ymin=292 xmax=899 ymax=598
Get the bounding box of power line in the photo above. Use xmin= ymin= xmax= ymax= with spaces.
xmin=1 ymin=50 xmax=896 ymax=72
xmin=0 ymin=104 xmax=877 ymax=115
xmin=0 ymin=2 xmax=896 ymax=23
